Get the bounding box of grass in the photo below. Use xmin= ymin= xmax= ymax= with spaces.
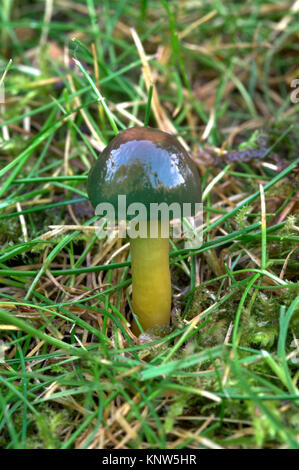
xmin=0 ymin=0 xmax=299 ymax=449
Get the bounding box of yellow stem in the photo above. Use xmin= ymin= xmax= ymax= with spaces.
xmin=130 ymin=222 xmax=171 ymax=335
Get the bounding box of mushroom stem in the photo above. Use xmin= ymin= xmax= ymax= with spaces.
xmin=130 ymin=221 xmax=171 ymax=335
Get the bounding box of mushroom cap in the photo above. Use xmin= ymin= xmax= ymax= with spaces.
xmin=87 ymin=127 xmax=201 ymax=220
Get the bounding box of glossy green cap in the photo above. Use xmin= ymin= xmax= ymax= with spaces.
xmin=87 ymin=127 xmax=201 ymax=220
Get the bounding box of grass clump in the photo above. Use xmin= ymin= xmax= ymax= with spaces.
xmin=0 ymin=0 xmax=299 ymax=450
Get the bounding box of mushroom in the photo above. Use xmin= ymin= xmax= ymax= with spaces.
xmin=87 ymin=127 xmax=201 ymax=335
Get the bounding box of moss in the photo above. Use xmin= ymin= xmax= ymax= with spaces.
xmin=234 ymin=204 xmax=251 ymax=230
xmin=0 ymin=219 xmax=22 ymax=244
xmin=185 ymin=287 xmax=237 ymax=348
xmin=246 ymin=400 xmax=286 ymax=447
xmin=0 ymin=406 xmax=72 ymax=449
xmin=242 ymin=293 xmax=280 ymax=348
xmin=164 ymin=392 xmax=187 ymax=433
xmin=186 ymin=284 xmax=299 ymax=353
xmin=25 ymin=407 xmax=72 ymax=449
